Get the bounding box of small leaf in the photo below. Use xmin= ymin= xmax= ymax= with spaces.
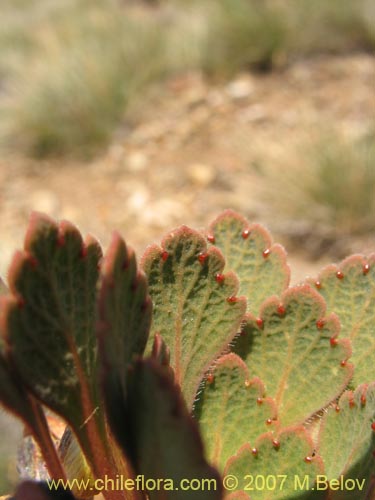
xmin=208 ymin=210 xmax=290 ymax=315
xmin=195 ymin=353 xmax=278 ymax=471
xmin=317 ymin=383 xmax=375 ymax=499
xmin=308 ymin=255 xmax=375 ymax=386
xmin=233 ymin=285 xmax=353 ymax=426
xmin=124 ymin=359 xmax=223 ymax=500
xmin=0 ymin=214 xmax=123 ymax=490
xmin=2 ymin=213 xmax=102 ymax=427
xmin=142 ymin=226 xmax=246 ymax=407
xmin=224 ymin=427 xmax=324 ymax=499
xmin=98 ymin=232 xmax=152 ymax=444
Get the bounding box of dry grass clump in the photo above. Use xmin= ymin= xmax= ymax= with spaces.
xmin=264 ymin=130 xmax=375 ymax=239
xmin=0 ymin=0 xmax=373 ymax=158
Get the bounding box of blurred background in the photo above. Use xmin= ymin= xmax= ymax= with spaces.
xmin=0 ymin=0 xmax=374 ymax=493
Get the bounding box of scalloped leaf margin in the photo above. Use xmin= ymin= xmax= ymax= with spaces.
xmin=141 ymin=225 xmax=247 ymax=407
xmin=195 ymin=353 xmax=278 ymax=472
xmin=307 ymin=254 xmax=375 ymax=387
xmin=233 ymin=285 xmax=353 ymax=426
xmin=207 ymin=210 xmax=290 ymax=315
xmin=317 ymin=383 xmax=375 ymax=499
xmin=224 ymin=427 xmax=324 ymax=500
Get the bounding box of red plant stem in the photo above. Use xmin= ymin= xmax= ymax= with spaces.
xmin=83 ymin=414 xmax=141 ymax=500
xmin=29 ymin=396 xmax=67 ymax=480
xmin=69 ymin=354 xmax=140 ymax=500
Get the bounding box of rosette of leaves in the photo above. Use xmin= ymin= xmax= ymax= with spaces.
xmin=0 ymin=214 xmax=222 ymax=500
xmin=1 ymin=210 xmax=375 ymax=500
xmin=192 ymin=211 xmax=375 ymax=499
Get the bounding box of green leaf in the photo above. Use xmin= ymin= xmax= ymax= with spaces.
xmin=307 ymin=255 xmax=375 ymax=387
xmin=98 ymin=232 xmax=152 ymax=444
xmin=2 ymin=213 xmax=102 ymax=424
xmin=195 ymin=353 xmax=277 ymax=472
xmin=207 ymin=210 xmax=290 ymax=315
xmin=224 ymin=427 xmax=324 ymax=499
xmin=233 ymin=285 xmax=353 ymax=426
xmin=141 ymin=225 xmax=247 ymax=407
xmin=317 ymin=383 xmax=375 ymax=499
xmin=124 ymin=358 xmax=223 ymax=500
xmin=0 ymin=213 xmax=119 ymax=485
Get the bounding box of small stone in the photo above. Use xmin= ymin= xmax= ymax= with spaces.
xmin=126 ymin=189 xmax=150 ymax=213
xmin=187 ymin=164 xmax=216 ymax=187
xmin=109 ymin=144 xmax=125 ymax=163
xmin=239 ymin=104 xmax=267 ymax=123
xmin=126 ymin=151 xmax=148 ymax=173
xmin=29 ymin=190 xmax=60 ymax=216
xmin=207 ymin=89 xmax=226 ymax=108
xmin=142 ymin=199 xmax=185 ymax=228
xmin=226 ymin=77 xmax=254 ymax=100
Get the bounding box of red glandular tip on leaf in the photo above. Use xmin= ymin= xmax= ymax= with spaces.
xmin=236 ymin=284 xmax=353 ymax=428
xmin=262 ymin=248 xmax=271 ymax=258
xmin=256 ymin=317 xmax=264 ymax=329
xmin=80 ymin=245 xmax=88 ymax=259
xmin=242 ymin=229 xmax=250 ymax=239
xmin=215 ymin=273 xmax=225 ymax=284
xmin=277 ymin=304 xmax=286 ymax=316
xmin=316 ymin=319 xmax=325 ymax=329
xmin=330 ymin=336 xmax=339 ymax=347
xmin=198 ymin=253 xmax=209 ymax=265
xmin=207 ymin=210 xmax=291 ymax=317
xmin=308 ymin=253 xmax=375 ymax=389
xmin=141 ymin=225 xmax=247 ymax=408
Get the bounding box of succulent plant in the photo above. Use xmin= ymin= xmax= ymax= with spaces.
xmin=1 ymin=210 xmax=375 ymax=500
